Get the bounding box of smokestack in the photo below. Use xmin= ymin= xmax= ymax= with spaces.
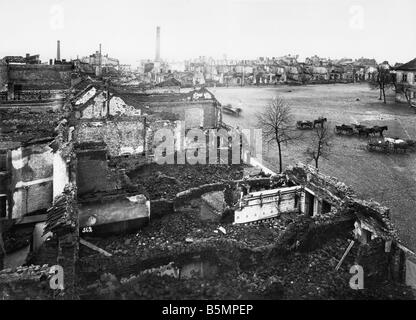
xmin=155 ymin=26 xmax=160 ymax=62
xmin=57 ymin=40 xmax=61 ymax=61
xmin=99 ymin=43 xmax=102 ymax=67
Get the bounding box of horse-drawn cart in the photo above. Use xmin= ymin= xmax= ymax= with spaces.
xmin=366 ymin=137 xmax=390 ymax=152
xmin=366 ymin=137 xmax=410 ymax=153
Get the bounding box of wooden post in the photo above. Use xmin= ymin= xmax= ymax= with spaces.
xmin=336 ymin=240 xmax=355 ymax=271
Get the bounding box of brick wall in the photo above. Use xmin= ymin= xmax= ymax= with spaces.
xmin=76 ymin=149 xmax=116 ymax=196
xmin=74 ymin=118 xmax=145 ymax=157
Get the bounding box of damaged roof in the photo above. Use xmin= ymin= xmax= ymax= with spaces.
xmin=394 ymin=58 xmax=416 ymax=71
xmin=0 ymin=110 xmax=63 ymax=148
xmin=44 ymin=184 xmax=77 ymax=235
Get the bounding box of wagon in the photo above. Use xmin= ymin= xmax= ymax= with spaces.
xmin=366 ymin=137 xmax=410 ymax=153
xmin=296 ymin=120 xmax=313 ymax=130
xmin=222 ymin=104 xmax=242 ymax=117
xmin=366 ymin=137 xmax=390 ymax=153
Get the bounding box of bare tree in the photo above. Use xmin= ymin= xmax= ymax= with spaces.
xmin=369 ymin=65 xmax=394 ymax=104
xmin=256 ymin=97 xmax=299 ymax=173
xmin=392 ymin=76 xmax=416 ymax=111
xmin=305 ymin=122 xmax=332 ymax=169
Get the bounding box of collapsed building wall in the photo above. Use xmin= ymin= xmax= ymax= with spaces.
xmin=2 ymin=142 xmax=54 ymax=219
xmin=72 ymin=118 xmax=146 ymax=157
xmin=72 ymin=86 xmax=141 ymax=119
xmin=117 ymin=88 xmax=221 ymax=129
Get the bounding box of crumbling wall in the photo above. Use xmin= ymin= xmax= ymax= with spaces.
xmin=53 ymin=150 xmax=69 ymax=199
xmin=76 ymin=149 xmax=116 ymax=196
xmin=73 ymin=118 xmax=145 ymax=156
xmin=0 ymin=265 xmax=53 ymax=299
xmin=10 ymin=143 xmax=53 ymax=218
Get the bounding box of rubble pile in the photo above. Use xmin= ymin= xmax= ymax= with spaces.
xmin=78 ymin=234 xmax=413 ymax=300
xmin=75 ymin=201 xmax=414 ymax=300
xmin=128 ymin=163 xmax=247 ymax=199
xmin=0 ymin=265 xmax=53 ymax=300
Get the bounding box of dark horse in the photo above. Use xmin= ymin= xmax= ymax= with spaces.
xmin=372 ymin=125 xmax=388 ymax=137
xmin=335 ymin=124 xmax=354 ymax=135
xmin=357 ymin=126 xmax=375 ymax=138
xmin=313 ymin=117 xmax=327 ymax=128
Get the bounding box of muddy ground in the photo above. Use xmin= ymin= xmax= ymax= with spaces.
xmin=212 ymin=84 xmax=416 ymax=252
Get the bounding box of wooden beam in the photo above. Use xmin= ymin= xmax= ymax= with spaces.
xmin=80 ymin=238 xmax=112 ymax=257
xmin=336 ymin=240 xmax=355 ymax=271
xmin=15 ymin=214 xmax=47 ymax=225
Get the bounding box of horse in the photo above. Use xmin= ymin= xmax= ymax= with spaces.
xmin=357 ymin=126 xmax=375 ymax=138
xmin=335 ymin=124 xmax=354 ymax=135
xmin=313 ymin=117 xmax=327 ymax=128
xmin=372 ymin=125 xmax=388 ymax=137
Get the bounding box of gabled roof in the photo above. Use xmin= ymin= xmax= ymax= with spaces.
xmin=156 ymin=77 xmax=181 ymax=87
xmin=395 ymin=58 xmax=416 ymax=71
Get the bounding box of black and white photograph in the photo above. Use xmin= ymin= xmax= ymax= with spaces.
xmin=1 ymin=0 xmax=416 ymax=307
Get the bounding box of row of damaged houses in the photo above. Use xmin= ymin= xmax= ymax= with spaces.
xmin=149 ymin=55 xmax=381 ymax=86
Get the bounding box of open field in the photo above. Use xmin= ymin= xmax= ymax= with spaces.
xmin=212 ymin=84 xmax=416 ymax=252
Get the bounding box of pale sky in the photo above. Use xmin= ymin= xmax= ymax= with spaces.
xmin=1 ymin=0 xmax=415 ymax=66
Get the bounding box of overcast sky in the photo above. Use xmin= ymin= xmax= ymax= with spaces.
xmin=1 ymin=0 xmax=415 ymax=66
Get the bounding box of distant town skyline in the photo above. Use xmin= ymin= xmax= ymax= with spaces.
xmin=1 ymin=0 xmax=415 ymax=66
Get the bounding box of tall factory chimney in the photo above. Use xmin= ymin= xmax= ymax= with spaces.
xmin=57 ymin=40 xmax=61 ymax=61
xmin=155 ymin=26 xmax=161 ymax=62
xmin=99 ymin=43 xmax=102 ymax=67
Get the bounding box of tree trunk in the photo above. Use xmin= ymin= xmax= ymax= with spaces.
xmin=382 ymin=83 xmax=386 ymax=104
xmin=315 ymin=158 xmax=319 ymax=169
xmin=277 ymin=141 xmax=283 ymax=173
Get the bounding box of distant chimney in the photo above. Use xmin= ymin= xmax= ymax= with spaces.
xmin=99 ymin=44 xmax=102 ymax=66
xmin=57 ymin=40 xmax=61 ymax=61
xmin=155 ymin=26 xmax=160 ymax=62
